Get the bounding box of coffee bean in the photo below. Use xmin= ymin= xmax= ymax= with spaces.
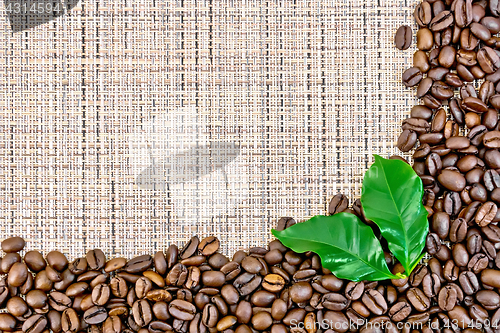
xmin=345 ymin=281 xmax=364 ymax=300
xmin=62 ymin=308 xmax=80 ymax=332
xmin=198 ymin=237 xmax=220 ymax=256
xmin=1 ymin=237 xmax=25 ymax=253
xmin=361 ymin=289 xmax=387 ymax=315
xmin=475 ymin=201 xmax=498 ymax=226
xmin=402 ymin=67 xmax=423 ymax=87
xmin=22 ymin=314 xmax=47 ymax=333
xmin=407 ymin=287 xmax=430 ymax=312
xmin=395 ymin=25 xmax=412 ymax=50
xmin=438 ymin=169 xmax=466 ymax=192
xmin=84 ymin=306 xmax=108 ymax=325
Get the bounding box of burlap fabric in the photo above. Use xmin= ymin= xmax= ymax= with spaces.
xmin=0 ymin=0 xmax=418 ymax=259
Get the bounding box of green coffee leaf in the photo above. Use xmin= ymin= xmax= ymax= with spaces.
xmin=272 ymin=213 xmax=399 ymax=282
xmin=361 ymin=155 xmax=429 ymax=275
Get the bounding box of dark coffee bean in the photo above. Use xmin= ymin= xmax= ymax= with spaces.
xmin=361 ymin=290 xmax=387 ymax=315
xmin=423 ymin=273 xmax=441 ymax=298
xmin=468 ymin=253 xmax=489 ymax=273
xmin=124 ymin=255 xmax=152 ymax=274
xmin=411 ymin=106 xmax=433 ymax=121
xmin=1 ymin=237 xmax=25 ymax=253
xmin=86 ymin=249 xmax=105 ymax=271
xmin=46 ymin=251 xmax=68 ymax=272
xmin=444 ymin=77 xmax=460 ymax=93
xmin=420 ymin=132 xmax=445 ymax=145
xmin=415 ymin=1 xmax=432 ymax=26
xmin=467 ymin=233 xmax=482 ymax=255
xmin=432 ymin=212 xmax=450 ymax=239
xmin=482 ymin=223 xmax=500 ymax=242
xmin=22 ymin=314 xmax=47 ymax=333
xmin=132 ymin=300 xmax=152 ymax=327
xmin=233 ymin=273 xmax=261 ymax=296
xmin=443 ymin=260 xmax=459 ymax=281
xmin=482 ymin=16 xmax=500 ymax=32
xmin=180 ymin=236 xmax=200 ymax=259
xmin=404 ymin=118 xmax=431 ymax=135
xmin=430 ymin=81 xmax=453 ymax=100
xmin=423 ymin=94 xmax=443 ymax=109
xmin=395 ymin=25 xmax=412 ymax=50
xmin=475 ymin=201 xmax=497 ymax=226
xmin=485 ymin=149 xmax=500 ymax=168
xmin=397 ymin=130 xmax=417 ymax=152
xmin=430 ymin=10 xmax=454 ymax=31
xmin=438 ymin=285 xmax=458 ymax=311
xmin=449 ymin=217 xmax=467 ymax=242
xmin=166 ymin=263 xmax=188 ymax=286
xmin=469 ymin=126 xmax=488 ymax=146
xmin=345 ymin=281 xmax=364 ymax=300
xmin=454 ymin=0 xmax=473 ymax=27
xmin=426 ymin=233 xmax=441 ymax=255
xmin=402 ymin=67 xmax=423 ymax=87
xmin=471 ymin=22 xmax=492 ymax=41
xmin=84 ymin=306 xmax=108 ymax=325
xmin=198 ymin=237 xmax=220 ymax=256
xmin=48 ymin=291 xmax=72 ymax=312
xmin=438 ymin=170 xmax=466 ymax=192
xmin=417 ymin=77 xmax=433 ymax=98
xmin=444 ymin=191 xmax=461 ymax=216
xmin=452 ymin=243 xmax=469 ymax=267
xmin=62 ymin=308 xmax=80 ymax=333
xmin=8 ymin=262 xmax=28 ymax=288
xmin=477 ymin=46 xmax=500 ymax=74
xmin=435 ymin=27 xmax=453 ymax=47
xmin=322 ymin=293 xmax=350 ymax=311
xmin=407 ymin=288 xmax=430 ymax=312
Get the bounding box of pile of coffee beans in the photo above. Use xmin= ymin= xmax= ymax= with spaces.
xmin=393 ymin=0 xmax=500 ymax=331
xmin=0 ymin=232 xmax=463 ymax=333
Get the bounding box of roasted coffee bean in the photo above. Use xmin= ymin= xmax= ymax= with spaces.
xmin=233 ymin=273 xmax=262 ymax=296
xmin=132 ymin=300 xmax=152 ymax=327
xmin=1 ymin=237 xmax=25 ymax=253
xmin=475 ymin=201 xmax=497 ymax=226
xmin=361 ymin=290 xmax=387 ymax=315
xmin=22 ymin=314 xmax=47 ymax=333
xmin=415 ymin=1 xmax=432 ymax=26
xmin=468 ymin=253 xmax=489 ymax=273
xmin=322 ymin=293 xmax=350 ymax=311
xmin=432 ymin=212 xmax=450 ymax=239
xmin=423 ymin=273 xmax=441 ymax=298
xmin=407 ymin=287 xmax=430 ymax=312
xmin=84 ymin=306 xmax=108 ymax=325
xmin=388 ymin=302 xmax=411 ymax=322
xmin=395 ymin=25 xmax=412 ymax=50
xmin=426 ymin=233 xmax=441 ymax=255
xmin=452 ymin=243 xmax=469 ymax=267
xmin=345 ymin=281 xmax=364 ymax=300
xmin=444 ymin=191 xmax=461 ymax=216
xmin=124 ymin=255 xmax=152 ymax=274
xmin=438 ymin=285 xmax=458 ymax=311
xmin=402 ymin=67 xmax=423 ymax=87
xmin=430 ymin=10 xmax=454 ymax=31
xmin=438 ymin=170 xmax=466 ymax=192
xmin=61 ymin=308 xmax=80 ymax=332
xmin=443 ymin=260 xmax=459 ymax=281
xmin=86 ymin=250 xmax=105 ymax=271
xmin=198 ymin=237 xmax=220 ymax=256
xmin=459 ymin=271 xmax=479 ymax=295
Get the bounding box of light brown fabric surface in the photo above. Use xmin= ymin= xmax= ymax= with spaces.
xmin=0 ymin=0 xmax=417 ymax=259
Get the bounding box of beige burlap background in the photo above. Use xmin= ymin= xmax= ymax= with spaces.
xmin=0 ymin=0 xmax=418 ymax=259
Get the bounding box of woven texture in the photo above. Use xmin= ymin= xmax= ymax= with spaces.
xmin=0 ymin=0 xmax=417 ymax=259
